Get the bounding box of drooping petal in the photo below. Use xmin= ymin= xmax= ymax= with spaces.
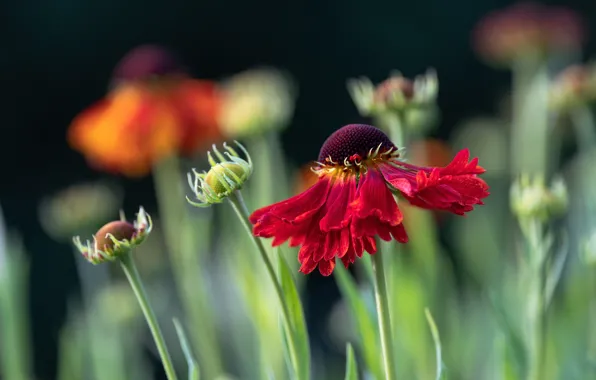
xmin=350 ymin=168 xmax=406 ymax=244
xmin=381 ymin=149 xmax=490 ymax=215
xmin=319 ymin=174 xmax=357 ymax=231
xmin=250 ymin=175 xmax=332 ymax=227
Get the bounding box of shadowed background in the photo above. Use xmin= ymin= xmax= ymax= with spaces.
xmin=2 ymin=0 xmax=596 ymax=379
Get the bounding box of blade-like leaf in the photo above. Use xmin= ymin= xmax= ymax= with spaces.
xmin=278 ymin=253 xmax=310 ymax=380
xmin=334 ymin=263 xmax=383 ymax=380
xmin=425 ymin=308 xmax=445 ymax=380
xmin=173 ymin=318 xmax=200 ymax=380
xmin=344 ymin=343 xmax=358 ymax=380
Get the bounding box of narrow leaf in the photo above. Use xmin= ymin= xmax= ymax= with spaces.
xmin=173 ymin=318 xmax=200 ymax=380
xmin=278 ymin=253 xmax=311 ymax=379
xmin=424 ymin=308 xmax=444 ymax=380
xmin=344 ymin=343 xmax=359 ymax=380
xmin=334 ymin=263 xmax=383 ymax=380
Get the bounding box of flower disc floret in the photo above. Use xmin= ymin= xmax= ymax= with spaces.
xmin=73 ymin=207 xmax=153 ymax=264
xmin=187 ymin=141 xmax=253 ymax=207
xmin=318 ymin=124 xmax=397 ymax=163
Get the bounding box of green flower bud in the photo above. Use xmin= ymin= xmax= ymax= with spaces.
xmin=187 ymin=141 xmax=253 ymax=207
xmin=73 ymin=207 xmax=152 ymax=264
xmin=550 ymin=63 xmax=596 ymax=111
xmin=510 ymin=175 xmax=568 ymax=221
xmin=347 ymin=69 xmax=438 ymax=116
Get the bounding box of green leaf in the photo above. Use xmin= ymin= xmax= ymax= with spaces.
xmin=344 ymin=343 xmax=359 ymax=380
xmin=334 ymin=263 xmax=383 ymax=380
xmin=424 ymin=308 xmax=445 ymax=380
xmin=173 ymin=318 xmax=200 ymax=380
xmin=278 ymin=253 xmax=310 ymax=380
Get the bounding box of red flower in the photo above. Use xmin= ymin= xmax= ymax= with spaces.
xmin=249 ymin=124 xmax=489 ymax=276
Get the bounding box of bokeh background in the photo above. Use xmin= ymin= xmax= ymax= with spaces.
xmin=3 ymin=0 xmax=596 ymax=379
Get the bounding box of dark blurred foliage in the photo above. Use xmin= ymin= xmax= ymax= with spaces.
xmin=2 ymin=0 xmax=596 ymax=378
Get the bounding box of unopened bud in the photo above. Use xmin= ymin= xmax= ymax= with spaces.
xmin=187 ymin=141 xmax=253 ymax=207
xmin=510 ymin=175 xmax=568 ymax=221
xmin=73 ymin=207 xmax=152 ymax=264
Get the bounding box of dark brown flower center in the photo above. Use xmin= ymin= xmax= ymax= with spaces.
xmin=318 ymin=124 xmax=396 ymax=163
xmin=112 ymin=45 xmax=185 ymax=83
xmin=95 ymin=221 xmax=136 ymax=252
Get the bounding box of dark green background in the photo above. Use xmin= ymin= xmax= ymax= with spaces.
xmin=2 ymin=1 xmax=595 ymax=378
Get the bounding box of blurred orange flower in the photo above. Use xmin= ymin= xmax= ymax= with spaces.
xmin=68 ymin=45 xmax=222 ymax=177
xmin=293 ymin=162 xmax=319 ymax=195
xmin=407 ymin=139 xmax=452 ymax=168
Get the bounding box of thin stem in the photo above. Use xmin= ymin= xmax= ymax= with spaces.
xmin=371 ymin=250 xmax=397 ymax=380
xmin=227 ymin=191 xmax=302 ymax=379
xmin=119 ymin=253 xmax=178 ymax=380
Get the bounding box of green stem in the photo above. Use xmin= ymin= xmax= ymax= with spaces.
xmin=371 ymin=250 xmax=397 ymax=380
xmin=227 ymin=191 xmax=303 ymax=379
xmin=522 ymin=219 xmax=546 ymax=380
xmin=119 ymin=253 xmax=178 ymax=380
xmin=376 ymin=112 xmax=406 ymax=148
xmin=570 ymin=105 xmax=596 ymax=154
xmin=510 ymin=59 xmax=550 ymax=177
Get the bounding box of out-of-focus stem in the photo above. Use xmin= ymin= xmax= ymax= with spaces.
xmin=119 ymin=252 xmax=178 ymax=380
xmin=227 ymin=191 xmax=303 ymax=379
xmin=522 ymin=218 xmax=546 ymax=380
xmin=153 ymin=157 xmax=223 ymax=378
xmin=248 ymin=132 xmax=289 ymax=209
xmin=589 ymin=272 xmax=596 ymax=363
xmin=73 ymin=251 xmax=124 ymax=380
xmin=376 ymin=112 xmax=406 ymax=148
xmin=511 ymin=60 xmax=550 ymax=177
xmin=570 ymin=105 xmax=596 ymax=154
xmin=371 ymin=250 xmax=397 ymax=380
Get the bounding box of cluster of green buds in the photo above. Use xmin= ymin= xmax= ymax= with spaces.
xmin=348 ymin=69 xmax=438 ymax=113
xmin=187 ymin=141 xmax=253 ymax=207
xmin=219 ymin=67 xmax=296 ymax=138
xmin=550 ymin=63 xmax=596 ymax=111
xmin=72 ymin=207 xmax=152 ymax=264
xmin=510 ymin=175 xmax=568 ymax=222
xmin=347 ymin=69 xmax=439 ymax=134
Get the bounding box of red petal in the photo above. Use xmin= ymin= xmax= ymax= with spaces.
xmin=318 ymin=260 xmax=336 ymax=276
xmin=250 ymin=175 xmax=331 ymax=226
xmin=319 ymin=175 xmax=357 ymax=231
xmin=381 ymin=149 xmax=490 ymax=215
xmin=351 ymin=169 xmax=403 ymax=226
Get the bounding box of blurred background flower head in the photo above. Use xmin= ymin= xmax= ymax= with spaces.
xmin=550 ymin=63 xmax=596 ymax=111
xmin=38 ymin=181 xmax=123 ymax=241
xmin=67 ymin=45 xmax=223 ymax=177
xmin=473 ymin=2 xmax=585 ymax=67
xmin=218 ymin=67 xmax=297 ymax=138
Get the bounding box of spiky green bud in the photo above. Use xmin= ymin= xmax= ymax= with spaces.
xmin=187 ymin=141 xmax=253 ymax=207
xmin=72 ymin=207 xmax=152 ymax=264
